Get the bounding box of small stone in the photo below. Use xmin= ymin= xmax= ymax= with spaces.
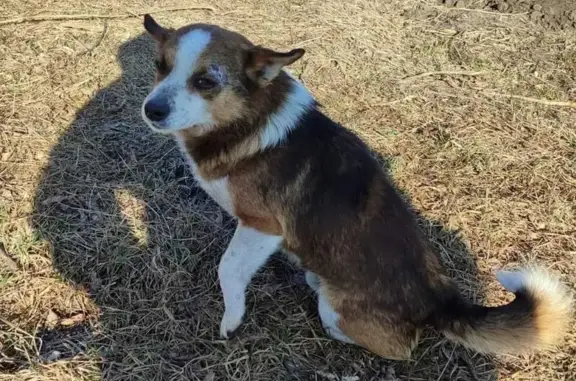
xmin=532 ymin=4 xmax=542 ymax=12
xmin=444 ymin=0 xmax=457 ymax=6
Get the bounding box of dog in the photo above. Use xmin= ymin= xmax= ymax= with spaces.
xmin=140 ymin=15 xmax=572 ymax=360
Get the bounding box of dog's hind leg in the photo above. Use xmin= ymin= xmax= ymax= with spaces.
xmin=317 ymin=289 xmax=355 ymax=344
xmin=319 ymin=286 xmax=419 ymax=359
xmin=339 ymin=315 xmax=420 ymax=360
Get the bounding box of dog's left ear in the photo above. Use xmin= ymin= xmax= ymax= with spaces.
xmin=245 ymin=46 xmax=305 ymax=86
xmin=144 ymin=14 xmax=171 ymax=42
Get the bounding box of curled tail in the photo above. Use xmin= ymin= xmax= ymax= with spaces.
xmin=436 ymin=266 xmax=573 ymax=354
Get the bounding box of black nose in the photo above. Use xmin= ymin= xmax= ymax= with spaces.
xmin=144 ymin=98 xmax=170 ymax=122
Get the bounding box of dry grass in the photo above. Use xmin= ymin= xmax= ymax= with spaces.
xmin=1 ymin=0 xmax=575 ymax=380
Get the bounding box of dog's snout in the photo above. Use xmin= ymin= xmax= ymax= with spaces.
xmin=144 ymin=98 xmax=170 ymax=122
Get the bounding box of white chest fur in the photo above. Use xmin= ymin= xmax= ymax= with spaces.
xmin=175 ymin=136 xmax=235 ymax=216
xmin=194 ymin=175 xmax=234 ymax=215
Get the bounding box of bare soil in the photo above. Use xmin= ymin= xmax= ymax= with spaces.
xmin=443 ymin=0 xmax=576 ymax=29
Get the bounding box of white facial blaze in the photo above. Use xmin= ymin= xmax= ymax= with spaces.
xmin=142 ymin=29 xmax=213 ymax=133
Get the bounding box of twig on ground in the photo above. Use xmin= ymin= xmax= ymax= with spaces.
xmin=436 ymin=346 xmax=456 ymax=381
xmin=0 ymin=6 xmax=216 ymax=26
xmin=400 ymin=71 xmax=486 ymax=82
xmin=199 ymin=355 xmax=249 ymax=371
xmin=381 ymin=95 xmax=418 ymax=105
xmin=484 ymin=92 xmax=576 ymax=109
xmin=433 ymin=6 xmax=527 ymax=16
xmin=82 ymin=21 xmax=108 ymax=56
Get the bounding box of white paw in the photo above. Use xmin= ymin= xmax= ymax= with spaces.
xmin=219 ymin=308 xmax=245 ymax=339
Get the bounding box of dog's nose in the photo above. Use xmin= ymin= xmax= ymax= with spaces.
xmin=144 ymin=98 xmax=170 ymax=122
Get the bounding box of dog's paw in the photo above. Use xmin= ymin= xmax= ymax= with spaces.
xmin=219 ymin=310 xmax=245 ymax=339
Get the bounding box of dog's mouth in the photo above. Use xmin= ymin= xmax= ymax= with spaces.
xmin=141 ymin=108 xmax=171 ymax=134
xmin=146 ymin=121 xmax=176 ymax=135
xmin=141 ymin=113 xmax=206 ymax=136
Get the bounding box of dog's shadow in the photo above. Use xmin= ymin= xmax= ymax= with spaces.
xmin=30 ymin=34 xmax=498 ymax=380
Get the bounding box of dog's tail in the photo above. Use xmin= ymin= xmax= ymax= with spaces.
xmin=434 ymin=266 xmax=573 ymax=354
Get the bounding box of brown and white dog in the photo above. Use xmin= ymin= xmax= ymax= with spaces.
xmin=140 ymin=15 xmax=572 ymax=359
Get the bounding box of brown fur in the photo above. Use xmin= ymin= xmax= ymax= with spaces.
xmin=324 ymin=284 xmax=420 ymax=360
xmin=209 ymin=90 xmax=246 ymax=125
xmin=231 ymin=165 xmax=283 ymax=236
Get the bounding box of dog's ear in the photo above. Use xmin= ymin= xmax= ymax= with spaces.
xmin=245 ymin=46 xmax=305 ymax=86
xmin=144 ymin=14 xmax=170 ymax=42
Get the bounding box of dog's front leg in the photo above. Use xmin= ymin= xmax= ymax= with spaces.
xmin=218 ymin=224 xmax=282 ymax=338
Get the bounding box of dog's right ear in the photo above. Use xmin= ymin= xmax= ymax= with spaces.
xmin=144 ymin=14 xmax=170 ymax=42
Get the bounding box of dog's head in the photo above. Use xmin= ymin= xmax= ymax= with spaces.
xmin=141 ymin=15 xmax=305 ymax=136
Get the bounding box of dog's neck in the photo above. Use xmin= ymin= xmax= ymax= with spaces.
xmin=176 ymin=73 xmax=315 ymax=179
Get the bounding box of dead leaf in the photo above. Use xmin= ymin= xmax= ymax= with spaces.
xmin=0 ymin=242 xmax=19 ymax=272
xmin=46 ymin=310 xmax=59 ymax=328
xmin=60 ymin=313 xmax=85 ymax=326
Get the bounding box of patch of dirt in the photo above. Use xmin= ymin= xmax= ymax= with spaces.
xmin=443 ymin=0 xmax=576 ymax=29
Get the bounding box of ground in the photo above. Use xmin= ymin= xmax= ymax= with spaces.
xmin=442 ymin=0 xmax=576 ymax=30
xmin=0 ymin=0 xmax=575 ymax=380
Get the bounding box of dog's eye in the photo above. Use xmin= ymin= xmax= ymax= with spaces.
xmin=192 ymin=76 xmax=217 ymax=90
